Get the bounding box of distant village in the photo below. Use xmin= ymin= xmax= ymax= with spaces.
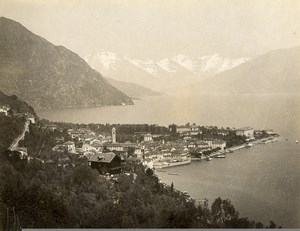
xmin=1 ymin=104 xmax=279 ymax=176
xmin=45 ymin=121 xmax=278 ymax=175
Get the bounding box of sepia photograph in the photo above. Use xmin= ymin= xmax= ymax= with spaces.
xmin=0 ymin=0 xmax=299 ymax=229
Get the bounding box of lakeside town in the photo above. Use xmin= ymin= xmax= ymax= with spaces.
xmin=1 ymin=104 xmax=279 ymax=176
xmin=0 ymin=104 xmax=283 ymax=229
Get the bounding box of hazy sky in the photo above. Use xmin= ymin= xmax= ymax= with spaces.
xmin=0 ymin=0 xmax=300 ymax=58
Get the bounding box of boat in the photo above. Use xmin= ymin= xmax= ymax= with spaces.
xmin=154 ymin=158 xmax=192 ymax=169
xmin=168 ymin=173 xmax=179 ymax=175
xmin=245 ymin=143 xmax=253 ymax=148
xmin=206 ymin=156 xmax=213 ymax=161
xmin=296 ymin=140 xmax=298 ymax=144
xmin=215 ymin=154 xmax=226 ymax=158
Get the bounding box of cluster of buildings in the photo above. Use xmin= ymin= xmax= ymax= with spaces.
xmin=48 ymin=122 xmax=271 ymax=174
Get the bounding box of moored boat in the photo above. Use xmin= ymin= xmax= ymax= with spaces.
xmin=215 ymin=154 xmax=226 ymax=158
xmin=206 ymin=156 xmax=213 ymax=161
xmin=154 ymin=158 xmax=192 ymax=169
xmin=245 ymin=143 xmax=253 ymax=148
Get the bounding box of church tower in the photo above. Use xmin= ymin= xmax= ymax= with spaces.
xmin=112 ymin=127 xmax=116 ymax=143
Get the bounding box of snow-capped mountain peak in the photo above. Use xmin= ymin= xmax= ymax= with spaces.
xmin=172 ymin=54 xmax=196 ymax=72
xmin=83 ymin=50 xmax=251 ymax=90
xmin=156 ymin=58 xmax=177 ymax=73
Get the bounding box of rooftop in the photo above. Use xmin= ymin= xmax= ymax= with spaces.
xmin=89 ymin=152 xmax=116 ymax=163
xmin=236 ymin=127 xmax=254 ymax=131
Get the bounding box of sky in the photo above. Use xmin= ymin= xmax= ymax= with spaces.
xmin=0 ymin=0 xmax=300 ymax=58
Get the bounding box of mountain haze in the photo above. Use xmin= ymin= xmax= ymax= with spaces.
xmin=194 ymin=46 xmax=300 ymax=94
xmin=105 ymin=78 xmax=162 ymax=98
xmin=84 ymin=51 xmax=250 ymax=91
xmin=0 ymin=17 xmax=133 ymax=110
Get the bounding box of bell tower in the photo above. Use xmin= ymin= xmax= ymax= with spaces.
xmin=112 ymin=127 xmax=116 ymax=143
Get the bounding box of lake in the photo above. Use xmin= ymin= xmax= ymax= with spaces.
xmin=37 ymin=93 xmax=300 ymax=227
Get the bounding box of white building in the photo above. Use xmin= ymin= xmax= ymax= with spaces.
xmin=211 ymin=140 xmax=227 ymax=151
xmin=63 ymin=141 xmax=76 ymax=153
xmin=144 ymin=133 xmax=153 ymax=142
xmin=0 ymin=105 xmax=10 ymax=116
xmin=112 ymin=127 xmax=117 ymax=143
xmin=236 ymin=127 xmax=254 ymax=140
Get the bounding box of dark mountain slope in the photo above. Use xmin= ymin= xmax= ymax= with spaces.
xmin=0 ymin=17 xmax=133 ymax=109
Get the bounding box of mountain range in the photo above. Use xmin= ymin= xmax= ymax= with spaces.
xmin=84 ymin=51 xmax=250 ymax=91
xmin=0 ymin=17 xmax=133 ymax=110
xmin=191 ymin=46 xmax=300 ymax=94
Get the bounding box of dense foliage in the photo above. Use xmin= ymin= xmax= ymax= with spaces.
xmin=200 ymin=126 xmax=246 ymax=148
xmin=0 ymin=150 xmax=279 ymax=229
xmin=0 ymin=91 xmax=36 ymax=117
xmin=0 ymin=114 xmax=25 ymax=151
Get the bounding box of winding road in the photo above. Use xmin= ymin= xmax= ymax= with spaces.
xmin=8 ymin=119 xmax=30 ymax=151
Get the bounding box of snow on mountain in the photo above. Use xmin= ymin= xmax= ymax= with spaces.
xmin=156 ymin=58 xmax=177 ymax=73
xmin=126 ymin=59 xmax=159 ymax=76
xmin=200 ymin=54 xmax=251 ymax=74
xmin=84 ymin=51 xmax=250 ymax=90
xmin=84 ymin=51 xmax=119 ymax=72
xmin=172 ymin=54 xmax=196 ymax=72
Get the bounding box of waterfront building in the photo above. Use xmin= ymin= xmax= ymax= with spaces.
xmin=235 ymin=127 xmax=254 ymax=139
xmin=211 ymin=140 xmax=227 ymax=151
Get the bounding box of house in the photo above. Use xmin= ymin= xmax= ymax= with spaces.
xmin=196 ymin=141 xmax=210 ymax=149
xmin=0 ymin=105 xmax=10 ymax=116
xmin=202 ymin=139 xmax=226 ymax=150
xmin=90 ymin=142 xmax=103 ymax=152
xmin=82 ymin=143 xmax=97 ymax=152
xmin=26 ymin=114 xmax=36 ymax=124
xmin=176 ymin=123 xmax=202 ymax=137
xmin=144 ymin=133 xmax=153 ymax=142
xmin=177 ymin=125 xmax=192 ymax=134
xmin=88 ymin=152 xmax=123 ymax=174
xmin=62 ymin=141 xmax=76 ymax=153
xmin=15 ymin=147 xmax=28 ymax=159
xmin=52 ymin=145 xmax=66 ymax=152
xmin=235 ymin=127 xmax=254 ymax=140
xmin=55 ymin=136 xmax=65 ymax=144
xmin=211 ymin=140 xmax=227 ymax=151
xmin=103 ymin=142 xmax=136 ymax=153
xmin=217 ymin=130 xmax=230 ymax=136
xmin=134 ymin=148 xmax=144 ymax=158
xmin=45 ymin=124 xmax=58 ymax=132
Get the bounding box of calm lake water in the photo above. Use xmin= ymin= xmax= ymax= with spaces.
xmin=37 ymin=93 xmax=300 ymax=227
